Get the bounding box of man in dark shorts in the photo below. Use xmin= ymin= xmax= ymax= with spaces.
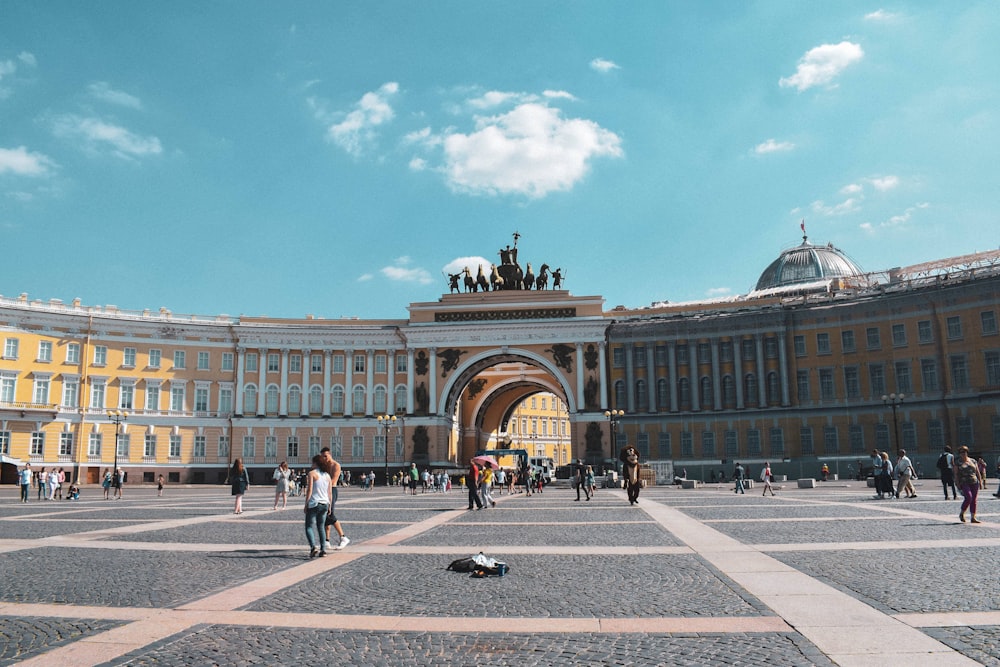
xmin=320 ymin=447 xmax=350 ymax=550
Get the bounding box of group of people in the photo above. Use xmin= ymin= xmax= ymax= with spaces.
xmin=932 ymin=445 xmax=989 ymax=523
xmin=16 ymin=464 xmax=75 ymax=502
xmin=397 ymin=466 xmax=451 ymax=494
xmin=731 ymin=462 xmax=775 ymax=496
xmin=101 ymin=468 xmax=125 ymax=499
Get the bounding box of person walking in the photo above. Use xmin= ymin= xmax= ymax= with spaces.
xmin=113 ymin=468 xmax=124 ymax=499
xmin=47 ymin=469 xmax=59 ymax=501
xmin=480 ymin=463 xmax=496 ymax=508
xmin=303 ymin=454 xmax=331 ymax=558
xmin=761 ymin=461 xmax=775 ymax=496
xmin=937 ymin=446 xmax=957 ymax=500
xmin=733 ymin=462 xmax=746 ymax=494
xmin=36 ymin=467 xmax=47 ymax=501
xmin=895 ymin=449 xmax=916 ymax=498
xmin=157 ymin=474 xmax=165 ymax=497
xmin=319 ymin=448 xmax=350 ymax=550
xmin=102 ymin=469 xmax=112 ymax=500
xmin=273 ymin=461 xmax=291 ymax=510
xmin=408 ymin=463 xmax=419 ymax=496
xmin=954 ymin=445 xmax=984 ymax=523
xmin=230 ymin=458 xmax=250 ymax=514
xmin=467 ymin=459 xmax=483 ymax=510
xmin=18 ymin=463 xmax=31 ymax=503
xmin=574 ymin=459 xmax=590 ymax=501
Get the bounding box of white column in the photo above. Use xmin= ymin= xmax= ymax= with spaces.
xmin=428 ymin=347 xmax=438 ymax=415
xmin=734 ymin=338 xmax=745 ymax=410
xmin=575 ymin=343 xmax=585 ymax=411
xmin=279 ymin=348 xmax=289 ymax=416
xmin=365 ymin=349 xmax=375 ymax=416
xmin=711 ymin=339 xmax=722 ymax=410
xmin=235 ymin=347 xmax=245 ymax=416
xmin=387 ymin=350 xmax=396 ymax=415
xmin=668 ymin=342 xmax=678 ymax=412
xmin=624 ymin=343 xmax=635 ymax=413
xmin=598 ymin=342 xmax=609 ymax=410
xmin=344 ymin=349 xmax=354 ymax=416
xmin=689 ymin=342 xmax=700 ymax=412
xmin=322 ymin=350 xmax=332 ymax=416
xmin=755 ymin=335 xmax=767 ymax=406
xmin=300 ymin=348 xmax=311 ymax=416
xmin=646 ymin=343 xmax=656 ymax=413
xmin=406 ymin=348 xmax=415 ymax=414
xmin=257 ymin=347 xmax=267 ymax=414
xmin=778 ymin=334 xmax=791 ymax=406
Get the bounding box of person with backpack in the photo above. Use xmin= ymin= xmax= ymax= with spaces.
xmin=937 ymin=446 xmax=957 ymax=500
xmin=733 ymin=462 xmax=746 ymax=494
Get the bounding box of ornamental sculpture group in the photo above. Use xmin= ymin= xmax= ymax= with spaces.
xmin=447 ymin=234 xmax=564 ymax=293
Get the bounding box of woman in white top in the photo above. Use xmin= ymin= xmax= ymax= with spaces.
xmin=273 ymin=461 xmax=291 ymax=510
xmin=304 ymin=454 xmax=331 ymax=558
xmin=761 ymin=462 xmax=774 ymax=496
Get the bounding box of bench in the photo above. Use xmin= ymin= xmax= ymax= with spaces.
xmin=680 ymin=479 xmax=701 ymax=489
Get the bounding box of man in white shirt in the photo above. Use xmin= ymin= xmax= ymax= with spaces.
xmin=895 ymin=449 xmax=916 ymax=498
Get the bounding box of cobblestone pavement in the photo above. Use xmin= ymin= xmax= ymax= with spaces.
xmin=1 ymin=481 xmax=999 ymax=666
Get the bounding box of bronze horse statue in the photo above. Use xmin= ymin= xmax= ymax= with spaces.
xmin=476 ymin=265 xmax=490 ymax=292
xmin=535 ymin=264 xmax=550 ymax=290
xmin=490 ymin=264 xmax=504 ymax=291
xmin=463 ymin=267 xmax=476 ymax=293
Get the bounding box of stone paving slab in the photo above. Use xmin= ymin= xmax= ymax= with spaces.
xmin=710 ymin=515 xmax=964 ymax=544
xmin=0 ymin=547 xmax=300 ymax=608
xmin=452 ymin=506 xmax=654 ymax=524
xmin=0 ymin=615 xmax=124 ymax=666
xmin=103 ymin=625 xmax=835 ymax=667
xmin=677 ymin=504 xmax=889 ymax=520
xmin=399 ymin=521 xmax=682 ymax=547
xmin=0 ymin=520 xmax=155 ymax=539
xmin=245 ymin=553 xmax=765 ymax=618
xmin=770 ymin=546 xmax=1000 ymax=615
xmin=923 ymin=626 xmax=1000 ymax=666
xmin=99 ymin=519 xmax=402 ymax=546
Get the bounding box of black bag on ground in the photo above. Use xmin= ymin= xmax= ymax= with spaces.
xmin=446 ymin=557 xmax=478 ymax=572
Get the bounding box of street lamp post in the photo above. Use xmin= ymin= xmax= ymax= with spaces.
xmin=108 ymin=410 xmax=127 ymax=491
xmin=881 ymin=393 xmax=904 ymax=451
xmin=605 ymin=409 xmax=624 ymax=473
xmin=377 ymin=414 xmax=396 ymax=486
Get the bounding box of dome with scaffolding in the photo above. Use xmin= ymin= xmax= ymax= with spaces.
xmin=753 ymin=235 xmax=866 ymax=294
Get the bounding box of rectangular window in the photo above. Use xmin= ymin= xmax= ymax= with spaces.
xmin=32 ymin=377 xmax=50 ymax=404
xmin=66 ymin=342 xmax=81 ymax=363
xmin=395 ymin=355 xmax=407 ymax=373
xmin=928 ymin=419 xmax=944 ymax=449
xmin=800 ymin=427 xmax=814 ymax=455
xmin=636 ymin=432 xmax=650 ymax=459
xmin=901 ymin=422 xmax=917 ymax=451
xmin=849 ymin=424 xmax=864 ymax=454
xmin=218 ymin=435 xmax=230 ymax=458
xmin=866 ymin=327 xmax=881 ymax=350
xmin=986 ymin=351 xmax=1000 ymax=387
xmin=352 ymin=435 xmax=364 ymax=458
xmin=117 ymin=433 xmax=130 ymax=458
xmin=819 ymin=369 xmax=835 ymax=400
xmin=219 ymin=385 xmax=233 ymax=414
xmin=823 ymin=426 xmax=838 ymax=454
xmin=612 ymin=346 xmax=625 ymax=367
xmin=946 ymin=316 xmax=963 ymax=340
xmin=696 ymin=344 xmax=710 ymax=364
xmin=90 ymin=380 xmax=106 ymax=409
xmin=265 ymin=435 xmax=277 ymax=458
xmin=245 ymin=353 xmax=258 ymax=372
xmin=0 ymin=373 xmax=16 ymax=403
xmin=289 ymin=354 xmax=302 ymax=373
xmin=330 ymin=435 xmax=343 ymax=458
xmin=655 ymin=345 xmax=668 ymax=366
xmin=701 ymin=431 xmax=716 ymax=458
xmin=895 ymin=362 xmax=912 ymax=394
xmin=62 ymin=379 xmax=79 ymax=407
xmin=173 ymin=350 xmax=186 ymax=369
xmin=169 ymin=434 xmax=182 ymax=458
xmin=309 ymin=435 xmax=321 ymax=457
xmin=844 ymin=366 xmax=860 ymax=398
xmin=875 ymin=423 xmax=890 ymax=450
xmin=193 ymin=435 xmax=206 ymax=458
xmin=719 ymin=342 xmax=733 ymax=363
xmin=981 ymin=311 xmax=998 ymax=336
xmin=841 ymin=330 xmax=855 ymax=353
xmin=146 ymin=384 xmax=160 ymax=411
xmin=797 ymin=370 xmax=810 ymax=402
xmin=287 ymin=436 xmax=299 ymax=459
xmin=267 ymin=353 xmax=279 ymax=372
xmin=4 ymin=337 xmax=19 ymax=359
xmin=950 ymin=355 xmax=969 ymax=390
xmin=171 ymin=385 xmax=185 ymax=411
xmin=741 ymin=339 xmax=755 ymax=360
xmin=375 ymin=354 xmax=387 ymax=374
xmin=0 ymin=431 xmax=10 ymax=455
xmin=38 ymin=340 xmax=53 ymax=362
xmin=993 ymin=416 xmax=1000 ymax=450
xmin=242 ymin=436 xmax=255 ymax=459
xmin=869 ymin=363 xmax=886 ymax=397
xmin=30 ymin=431 xmax=45 ymax=456
xmin=817 ymin=333 xmax=831 ymax=354
xmin=353 ymin=355 xmax=365 ymax=373
xmin=764 ymin=338 xmax=778 ymax=359
xmin=917 ymin=320 xmax=933 ymax=344
xmin=374 ymin=434 xmax=386 ymax=459
xmin=122 ymin=347 xmax=136 ymax=367
xmin=195 ymin=386 xmax=209 ymax=412
xmin=921 ymin=359 xmax=938 ymax=392
xmin=793 ymin=335 xmax=806 ymax=356
xmin=331 ymin=355 xmax=344 ymax=373
xmin=957 ymin=416 xmax=974 ymax=444
xmin=658 ymin=432 xmax=672 ymax=458
xmin=723 ymin=430 xmax=737 ymax=459
xmin=119 ymin=384 xmax=134 ymax=410
xmin=680 ymin=431 xmax=693 ymax=458
xmin=746 ymin=429 xmax=761 ymax=456
xmin=144 ymin=434 xmax=157 ymax=458
xmin=222 ymin=352 xmax=234 ymax=371
xmin=891 ymin=324 xmax=906 ymax=347
xmin=198 ymin=351 xmax=210 ymax=370
xmin=769 ymin=428 xmax=784 ymax=456
xmin=59 ymin=432 xmax=74 ymax=457
xmin=148 ymin=348 xmax=161 ymax=368
xmin=93 ymin=345 xmax=107 ymax=366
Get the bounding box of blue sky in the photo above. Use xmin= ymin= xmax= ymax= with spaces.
xmin=2 ymin=2 xmax=998 ymax=319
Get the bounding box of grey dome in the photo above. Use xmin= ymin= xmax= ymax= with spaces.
xmin=755 ymin=239 xmax=864 ymax=291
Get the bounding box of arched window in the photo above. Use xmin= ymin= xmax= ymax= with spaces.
xmin=635 ymin=380 xmax=647 ymax=411
xmin=656 ymin=378 xmax=670 ymax=410
xmin=243 ymin=384 xmax=257 ymax=415
xmin=766 ymin=372 xmax=780 ymax=406
xmin=613 ymin=380 xmax=626 ymax=410
xmin=287 ymin=385 xmax=301 ymax=414
xmin=373 ymin=385 xmax=387 ymax=415
xmin=744 ymin=374 xmax=758 ymax=407
xmin=265 ymin=384 xmax=279 ymax=414
xmin=700 ymin=376 xmax=712 ymax=408
xmin=331 ymin=385 xmax=345 ymax=414
xmin=352 ymin=385 xmax=365 ymax=416
xmin=722 ymin=375 xmax=736 ymax=409
xmin=678 ymin=378 xmax=691 ymax=410
xmin=309 ymin=385 xmax=323 ymax=414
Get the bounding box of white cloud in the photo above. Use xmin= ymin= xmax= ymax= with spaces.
xmin=811 ymin=197 xmax=862 ymax=216
xmin=17 ymin=51 xmax=37 ymax=67
xmin=706 ymin=287 xmax=733 ymax=297
xmin=357 ymin=273 xmax=373 ymax=282
xmin=442 ymin=102 xmax=623 ymax=198
xmin=779 ymin=41 xmax=864 ymax=91
xmin=753 ymin=138 xmax=795 ymax=155
xmin=590 ymin=57 xmax=620 ymax=73
xmin=840 ymin=182 xmax=863 ymax=195
xmin=0 ymin=60 xmax=15 ymax=80
xmin=326 ymin=82 xmax=399 ymax=156
xmin=443 ymin=256 xmax=493 ymax=276
xmin=88 ymin=82 xmax=143 ymax=109
xmin=467 ymin=90 xmax=529 ymax=109
xmin=0 ymin=146 xmax=56 ymax=176
xmin=862 ymin=202 xmax=930 ymax=232
xmin=52 ymin=115 xmax=162 ymax=159
xmin=380 ymin=256 xmax=433 ymax=284
xmin=408 ymin=157 xmax=427 ymax=171
xmin=543 ymin=90 xmax=578 ymax=101
xmin=864 ymin=9 xmax=898 ymax=21
xmin=867 ymin=175 xmax=900 ymax=191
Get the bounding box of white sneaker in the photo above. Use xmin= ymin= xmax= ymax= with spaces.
xmin=323 ymin=541 xmax=332 ymax=550
xmin=335 ymin=536 xmax=350 ymax=550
